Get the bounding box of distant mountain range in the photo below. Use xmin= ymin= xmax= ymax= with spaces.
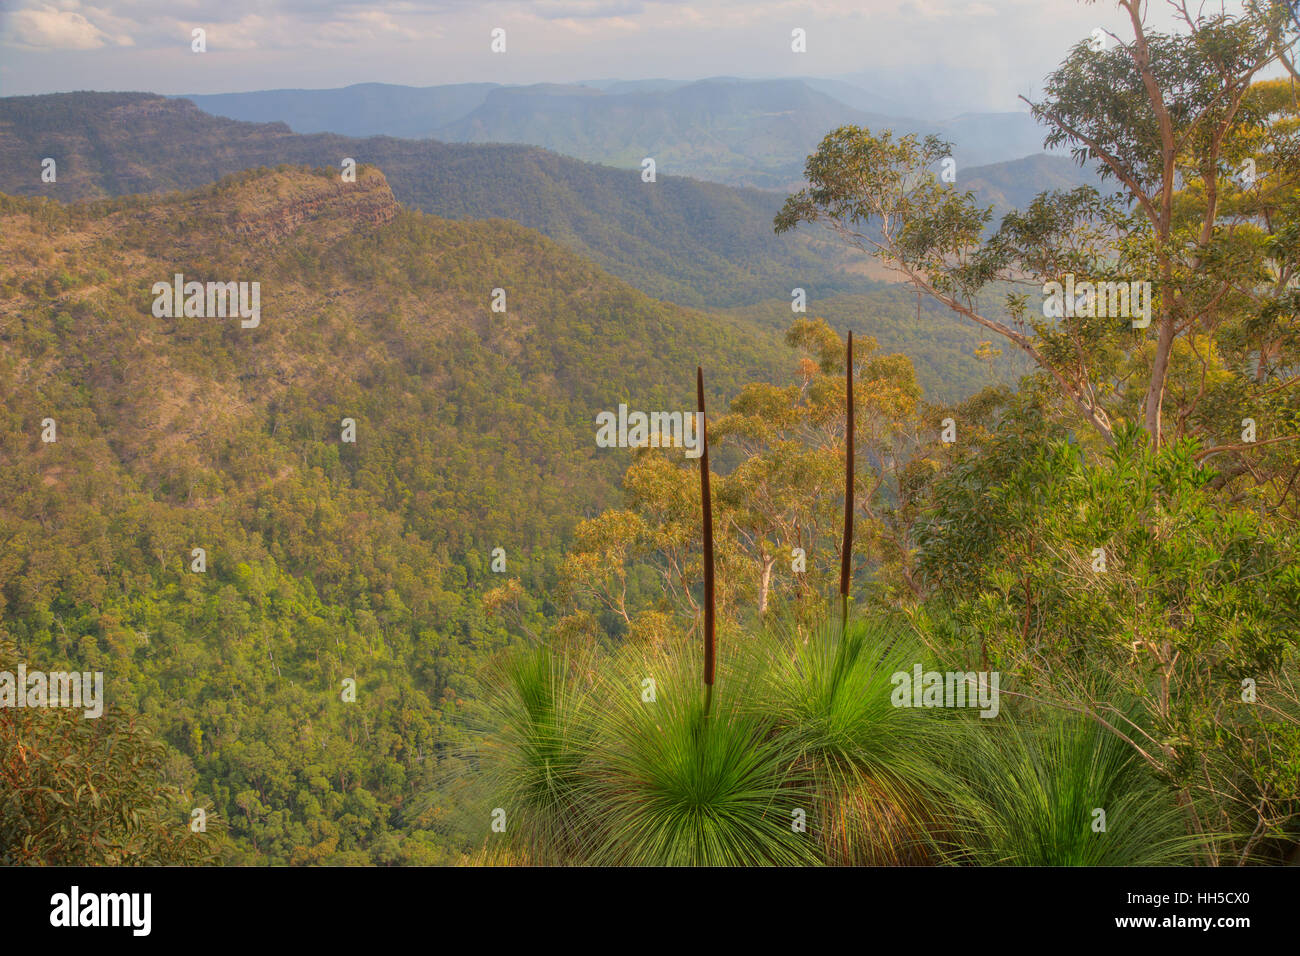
xmin=0 ymin=91 xmax=1101 ymax=311
xmin=0 ymin=92 xmax=863 ymax=308
xmin=180 ymin=77 xmax=1063 ymax=191
xmin=179 ymin=82 xmax=502 ymax=141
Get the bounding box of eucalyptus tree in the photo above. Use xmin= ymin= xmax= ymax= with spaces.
xmin=777 ymin=0 xmax=1300 ymax=496
xmin=553 ymin=321 xmax=929 ymax=639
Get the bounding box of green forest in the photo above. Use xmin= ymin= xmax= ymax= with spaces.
xmin=0 ymin=166 xmax=789 ymax=863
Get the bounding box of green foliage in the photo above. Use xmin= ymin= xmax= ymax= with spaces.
xmin=470 ymin=615 xmax=1228 ymax=866
xmin=0 ymin=641 xmax=222 ymax=864
xmin=584 ymin=642 xmax=816 ymax=866
xmin=557 ymin=320 xmax=948 ymax=639
xmin=750 ymin=617 xmax=951 ymax=864
xmin=473 ymin=645 xmax=601 ymax=865
xmin=947 ymin=707 xmax=1204 ymax=866
xmin=468 ymin=640 xmax=818 ymax=866
xmin=915 ymin=400 xmax=1300 ymax=861
xmin=548 ymin=328 xmax=1297 ymax=863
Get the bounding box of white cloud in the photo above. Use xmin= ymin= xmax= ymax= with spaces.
xmin=7 ymin=3 xmax=130 ymax=49
xmin=531 ymin=0 xmax=646 ymax=19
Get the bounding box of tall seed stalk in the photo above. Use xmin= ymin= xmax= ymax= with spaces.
xmin=697 ymin=366 xmax=716 ymax=716
xmin=840 ymin=331 xmax=854 ymax=633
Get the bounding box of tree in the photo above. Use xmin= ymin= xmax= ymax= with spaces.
xmin=0 ymin=641 xmax=223 ymax=865
xmin=914 ymin=405 xmax=1300 ymax=862
xmin=556 ymin=320 xmax=931 ymax=636
xmin=776 ymin=0 xmax=1300 ymax=482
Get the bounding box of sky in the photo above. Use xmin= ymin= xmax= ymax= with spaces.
xmin=0 ymin=1 xmax=1206 ymax=113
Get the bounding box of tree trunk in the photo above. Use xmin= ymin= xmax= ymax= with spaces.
xmin=758 ymin=555 xmax=775 ymax=615
xmin=1144 ymin=311 xmax=1176 ymax=447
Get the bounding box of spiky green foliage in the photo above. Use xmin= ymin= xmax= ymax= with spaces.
xmin=473 ymin=637 xmax=819 ymax=866
xmin=474 ymin=645 xmax=602 ymax=865
xmin=584 ymin=641 xmax=818 ymax=866
xmin=752 ymin=618 xmax=952 ymax=864
xmin=472 ymin=617 xmax=1245 ymax=865
xmin=944 ymin=707 xmax=1206 ymax=866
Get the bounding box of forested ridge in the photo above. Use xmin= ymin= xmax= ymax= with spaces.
xmin=0 ymin=92 xmax=871 ymax=308
xmin=0 ymin=165 xmax=786 ymax=863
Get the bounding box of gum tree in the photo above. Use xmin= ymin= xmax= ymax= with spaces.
xmin=776 ymin=0 xmax=1300 ymax=482
xmin=552 ymin=321 xmax=931 ymax=638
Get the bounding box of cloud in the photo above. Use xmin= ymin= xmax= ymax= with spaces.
xmin=7 ymin=2 xmax=130 ymax=49
xmin=2 ymin=1 xmax=445 ymax=53
xmin=0 ymin=0 xmax=1198 ymax=105
xmin=530 ymin=0 xmax=646 ymax=19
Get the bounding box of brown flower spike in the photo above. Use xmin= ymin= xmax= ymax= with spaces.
xmin=840 ymin=331 xmax=854 ymax=630
xmin=697 ymin=366 xmax=715 ymax=715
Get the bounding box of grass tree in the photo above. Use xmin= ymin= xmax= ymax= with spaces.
xmin=944 ymin=706 xmax=1206 ymax=866
xmin=749 ymin=616 xmax=954 ymax=865
xmin=582 ymin=640 xmax=818 ymax=866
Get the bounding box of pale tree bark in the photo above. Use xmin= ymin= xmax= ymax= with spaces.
xmin=758 ymin=554 xmax=775 ymax=615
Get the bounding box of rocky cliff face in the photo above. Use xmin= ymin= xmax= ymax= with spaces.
xmin=223 ymin=167 xmax=400 ymax=246
xmin=99 ymin=164 xmax=404 ymax=259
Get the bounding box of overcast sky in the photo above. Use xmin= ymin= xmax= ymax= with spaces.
xmin=0 ymin=1 xmax=1200 ymax=111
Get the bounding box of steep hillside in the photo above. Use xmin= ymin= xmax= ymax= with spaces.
xmin=0 ymin=165 xmax=787 ymax=863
